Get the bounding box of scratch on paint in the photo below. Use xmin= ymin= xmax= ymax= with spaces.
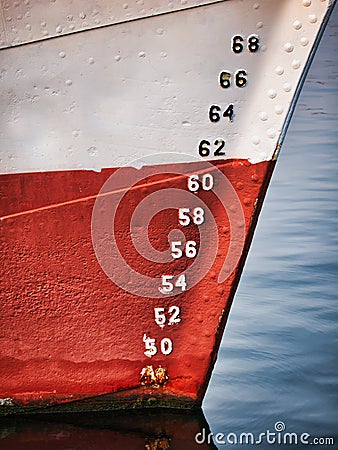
xmin=0 ymin=162 xmax=232 ymax=222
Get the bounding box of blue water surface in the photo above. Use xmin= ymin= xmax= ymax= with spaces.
xmin=203 ymin=4 xmax=338 ymax=448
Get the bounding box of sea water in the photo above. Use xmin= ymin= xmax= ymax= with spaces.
xmin=204 ymin=4 xmax=338 ymax=448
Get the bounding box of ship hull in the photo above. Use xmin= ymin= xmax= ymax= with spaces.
xmin=0 ymin=0 xmax=335 ymax=413
xmin=1 ymin=159 xmax=274 ymax=411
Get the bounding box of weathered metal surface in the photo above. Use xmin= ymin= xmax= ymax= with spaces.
xmin=0 ymin=159 xmax=274 ymax=411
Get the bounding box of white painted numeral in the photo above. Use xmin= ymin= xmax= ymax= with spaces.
xmin=188 ymin=174 xmax=214 ymax=192
xmin=143 ymin=334 xmax=157 ymax=358
xmin=171 ymin=241 xmax=183 ymax=259
xmin=178 ymin=208 xmax=190 ymax=226
xmin=175 ymin=274 xmax=187 ymax=291
xmin=185 ymin=241 xmax=197 ymax=258
xmin=171 ymin=241 xmax=197 ymax=259
xmin=187 ymin=175 xmax=199 ymax=192
xmin=168 ymin=306 xmax=181 ymax=325
xmin=159 ymin=275 xmax=187 ymax=294
xmin=178 ymin=207 xmax=205 ymax=226
xmin=193 ymin=207 xmax=204 ymax=225
xmin=160 ymin=338 xmax=173 ymax=355
xmin=154 ymin=306 xmax=181 ymax=328
xmin=160 ymin=276 xmax=174 ymax=294
xmin=154 ymin=308 xmax=166 ymax=327
xmin=143 ymin=334 xmax=173 ymax=357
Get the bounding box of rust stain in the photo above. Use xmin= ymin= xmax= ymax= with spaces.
xmin=145 ymin=436 xmax=171 ymax=450
xmin=140 ymin=366 xmax=168 ymax=387
xmin=140 ymin=366 xmax=157 ymax=386
xmin=0 ymin=397 xmax=14 ymax=406
xmin=154 ymin=367 xmax=169 ymax=386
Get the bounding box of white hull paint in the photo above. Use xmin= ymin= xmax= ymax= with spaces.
xmin=0 ymin=0 xmax=334 ymax=174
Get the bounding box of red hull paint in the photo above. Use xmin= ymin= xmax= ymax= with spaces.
xmin=0 ymin=159 xmax=274 ymax=411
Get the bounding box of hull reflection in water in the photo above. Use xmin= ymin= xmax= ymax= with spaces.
xmin=0 ymin=409 xmax=216 ymax=450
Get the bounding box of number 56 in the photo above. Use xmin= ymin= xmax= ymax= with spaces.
xmin=171 ymin=241 xmax=197 ymax=259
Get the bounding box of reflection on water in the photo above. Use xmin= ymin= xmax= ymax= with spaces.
xmin=0 ymin=409 xmax=216 ymax=450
